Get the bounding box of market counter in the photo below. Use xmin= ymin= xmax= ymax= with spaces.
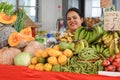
xmin=0 ymin=64 xmax=120 ymax=80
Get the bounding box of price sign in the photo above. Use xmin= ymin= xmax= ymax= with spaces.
xmin=104 ymin=11 xmax=120 ymax=31
xmin=100 ymin=0 xmax=112 ymax=8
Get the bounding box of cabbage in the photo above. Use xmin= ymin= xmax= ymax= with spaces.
xmin=14 ymin=52 xmax=33 ymax=66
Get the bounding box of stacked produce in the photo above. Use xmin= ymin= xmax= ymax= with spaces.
xmin=62 ymin=48 xmax=103 ymax=74
xmin=102 ymin=53 xmax=120 ymax=72
xmin=27 ymin=44 xmax=73 ymax=71
xmin=0 ymin=2 xmax=17 ymax=48
xmin=0 ymin=2 xmax=120 ymax=75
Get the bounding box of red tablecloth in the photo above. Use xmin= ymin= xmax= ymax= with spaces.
xmin=0 ymin=64 xmax=120 ymax=80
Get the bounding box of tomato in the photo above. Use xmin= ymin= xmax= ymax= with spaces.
xmin=105 ymin=65 xmax=116 ymax=71
xmin=107 ymin=56 xmax=114 ymax=63
xmin=115 ymin=53 xmax=120 ymax=58
xmin=117 ymin=66 xmax=120 ymax=72
xmin=112 ymin=61 xmax=118 ymax=67
xmin=114 ymin=58 xmax=120 ymax=63
xmin=102 ymin=59 xmax=110 ymax=67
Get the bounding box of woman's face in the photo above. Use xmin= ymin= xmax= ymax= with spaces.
xmin=66 ymin=11 xmax=83 ymax=31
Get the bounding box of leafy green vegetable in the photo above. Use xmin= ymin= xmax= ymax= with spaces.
xmin=14 ymin=52 xmax=33 ymax=66
xmin=0 ymin=2 xmax=14 ymax=16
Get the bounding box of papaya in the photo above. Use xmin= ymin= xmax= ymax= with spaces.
xmin=58 ymin=42 xmax=71 ymax=50
xmin=0 ymin=12 xmax=17 ymax=24
xmin=8 ymin=32 xmax=22 ymax=47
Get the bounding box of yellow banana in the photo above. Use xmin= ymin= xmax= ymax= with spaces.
xmin=102 ymin=33 xmax=109 ymax=41
xmin=104 ymin=34 xmax=114 ymax=47
xmin=113 ymin=31 xmax=119 ymax=39
xmin=114 ymin=38 xmax=120 ymax=54
xmin=109 ymin=39 xmax=115 ymax=55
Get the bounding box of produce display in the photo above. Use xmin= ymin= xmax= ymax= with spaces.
xmin=0 ymin=2 xmax=120 ymax=76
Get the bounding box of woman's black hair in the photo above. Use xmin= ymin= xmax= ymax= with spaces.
xmin=65 ymin=7 xmax=86 ymax=27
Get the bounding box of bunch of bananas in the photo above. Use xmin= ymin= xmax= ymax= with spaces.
xmin=91 ymin=44 xmax=110 ymax=58
xmin=74 ymin=39 xmax=89 ymax=54
xmin=56 ymin=29 xmax=74 ymax=43
xmin=98 ymin=31 xmax=119 ymax=47
xmin=74 ymin=26 xmax=103 ymax=43
xmin=109 ymin=38 xmax=120 ymax=56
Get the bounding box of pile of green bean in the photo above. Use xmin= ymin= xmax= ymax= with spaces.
xmin=61 ymin=48 xmax=104 ymax=74
xmin=78 ymin=48 xmax=100 ymax=61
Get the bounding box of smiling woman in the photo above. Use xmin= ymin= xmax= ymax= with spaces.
xmin=65 ymin=7 xmax=85 ymax=31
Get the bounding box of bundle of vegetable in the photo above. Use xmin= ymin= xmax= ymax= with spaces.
xmin=14 ymin=9 xmax=26 ymax=32
xmin=61 ymin=48 xmax=104 ymax=74
xmin=0 ymin=2 xmax=14 ymax=16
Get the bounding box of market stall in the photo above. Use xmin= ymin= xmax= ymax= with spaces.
xmin=0 ymin=64 xmax=120 ymax=80
xmin=0 ymin=1 xmax=120 ymax=80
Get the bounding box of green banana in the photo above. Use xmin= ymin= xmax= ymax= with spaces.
xmin=78 ymin=28 xmax=86 ymax=40
xmin=74 ymin=26 xmax=84 ymax=40
xmin=87 ymin=31 xmax=94 ymax=43
xmin=81 ymin=39 xmax=89 ymax=48
xmin=84 ymin=31 xmax=90 ymax=42
xmin=96 ymin=44 xmax=101 ymax=53
xmin=89 ymin=27 xmax=98 ymax=43
xmin=74 ymin=40 xmax=85 ymax=54
xmin=93 ymin=26 xmax=103 ymax=42
xmin=102 ymin=48 xmax=110 ymax=58
xmin=100 ymin=44 xmax=104 ymax=53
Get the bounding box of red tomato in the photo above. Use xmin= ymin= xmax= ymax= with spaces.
xmin=115 ymin=53 xmax=120 ymax=58
xmin=114 ymin=58 xmax=120 ymax=63
xmin=112 ymin=61 xmax=118 ymax=67
xmin=105 ymin=65 xmax=116 ymax=71
xmin=117 ymin=66 xmax=120 ymax=72
xmin=102 ymin=59 xmax=110 ymax=67
xmin=107 ymin=56 xmax=114 ymax=63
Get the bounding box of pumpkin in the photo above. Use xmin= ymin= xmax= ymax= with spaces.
xmin=20 ymin=27 xmax=32 ymax=36
xmin=0 ymin=12 xmax=17 ymax=24
xmin=24 ymin=41 xmax=45 ymax=55
xmin=8 ymin=32 xmax=22 ymax=47
xmin=0 ymin=47 xmax=21 ymax=64
xmin=20 ymin=27 xmax=35 ymax=41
